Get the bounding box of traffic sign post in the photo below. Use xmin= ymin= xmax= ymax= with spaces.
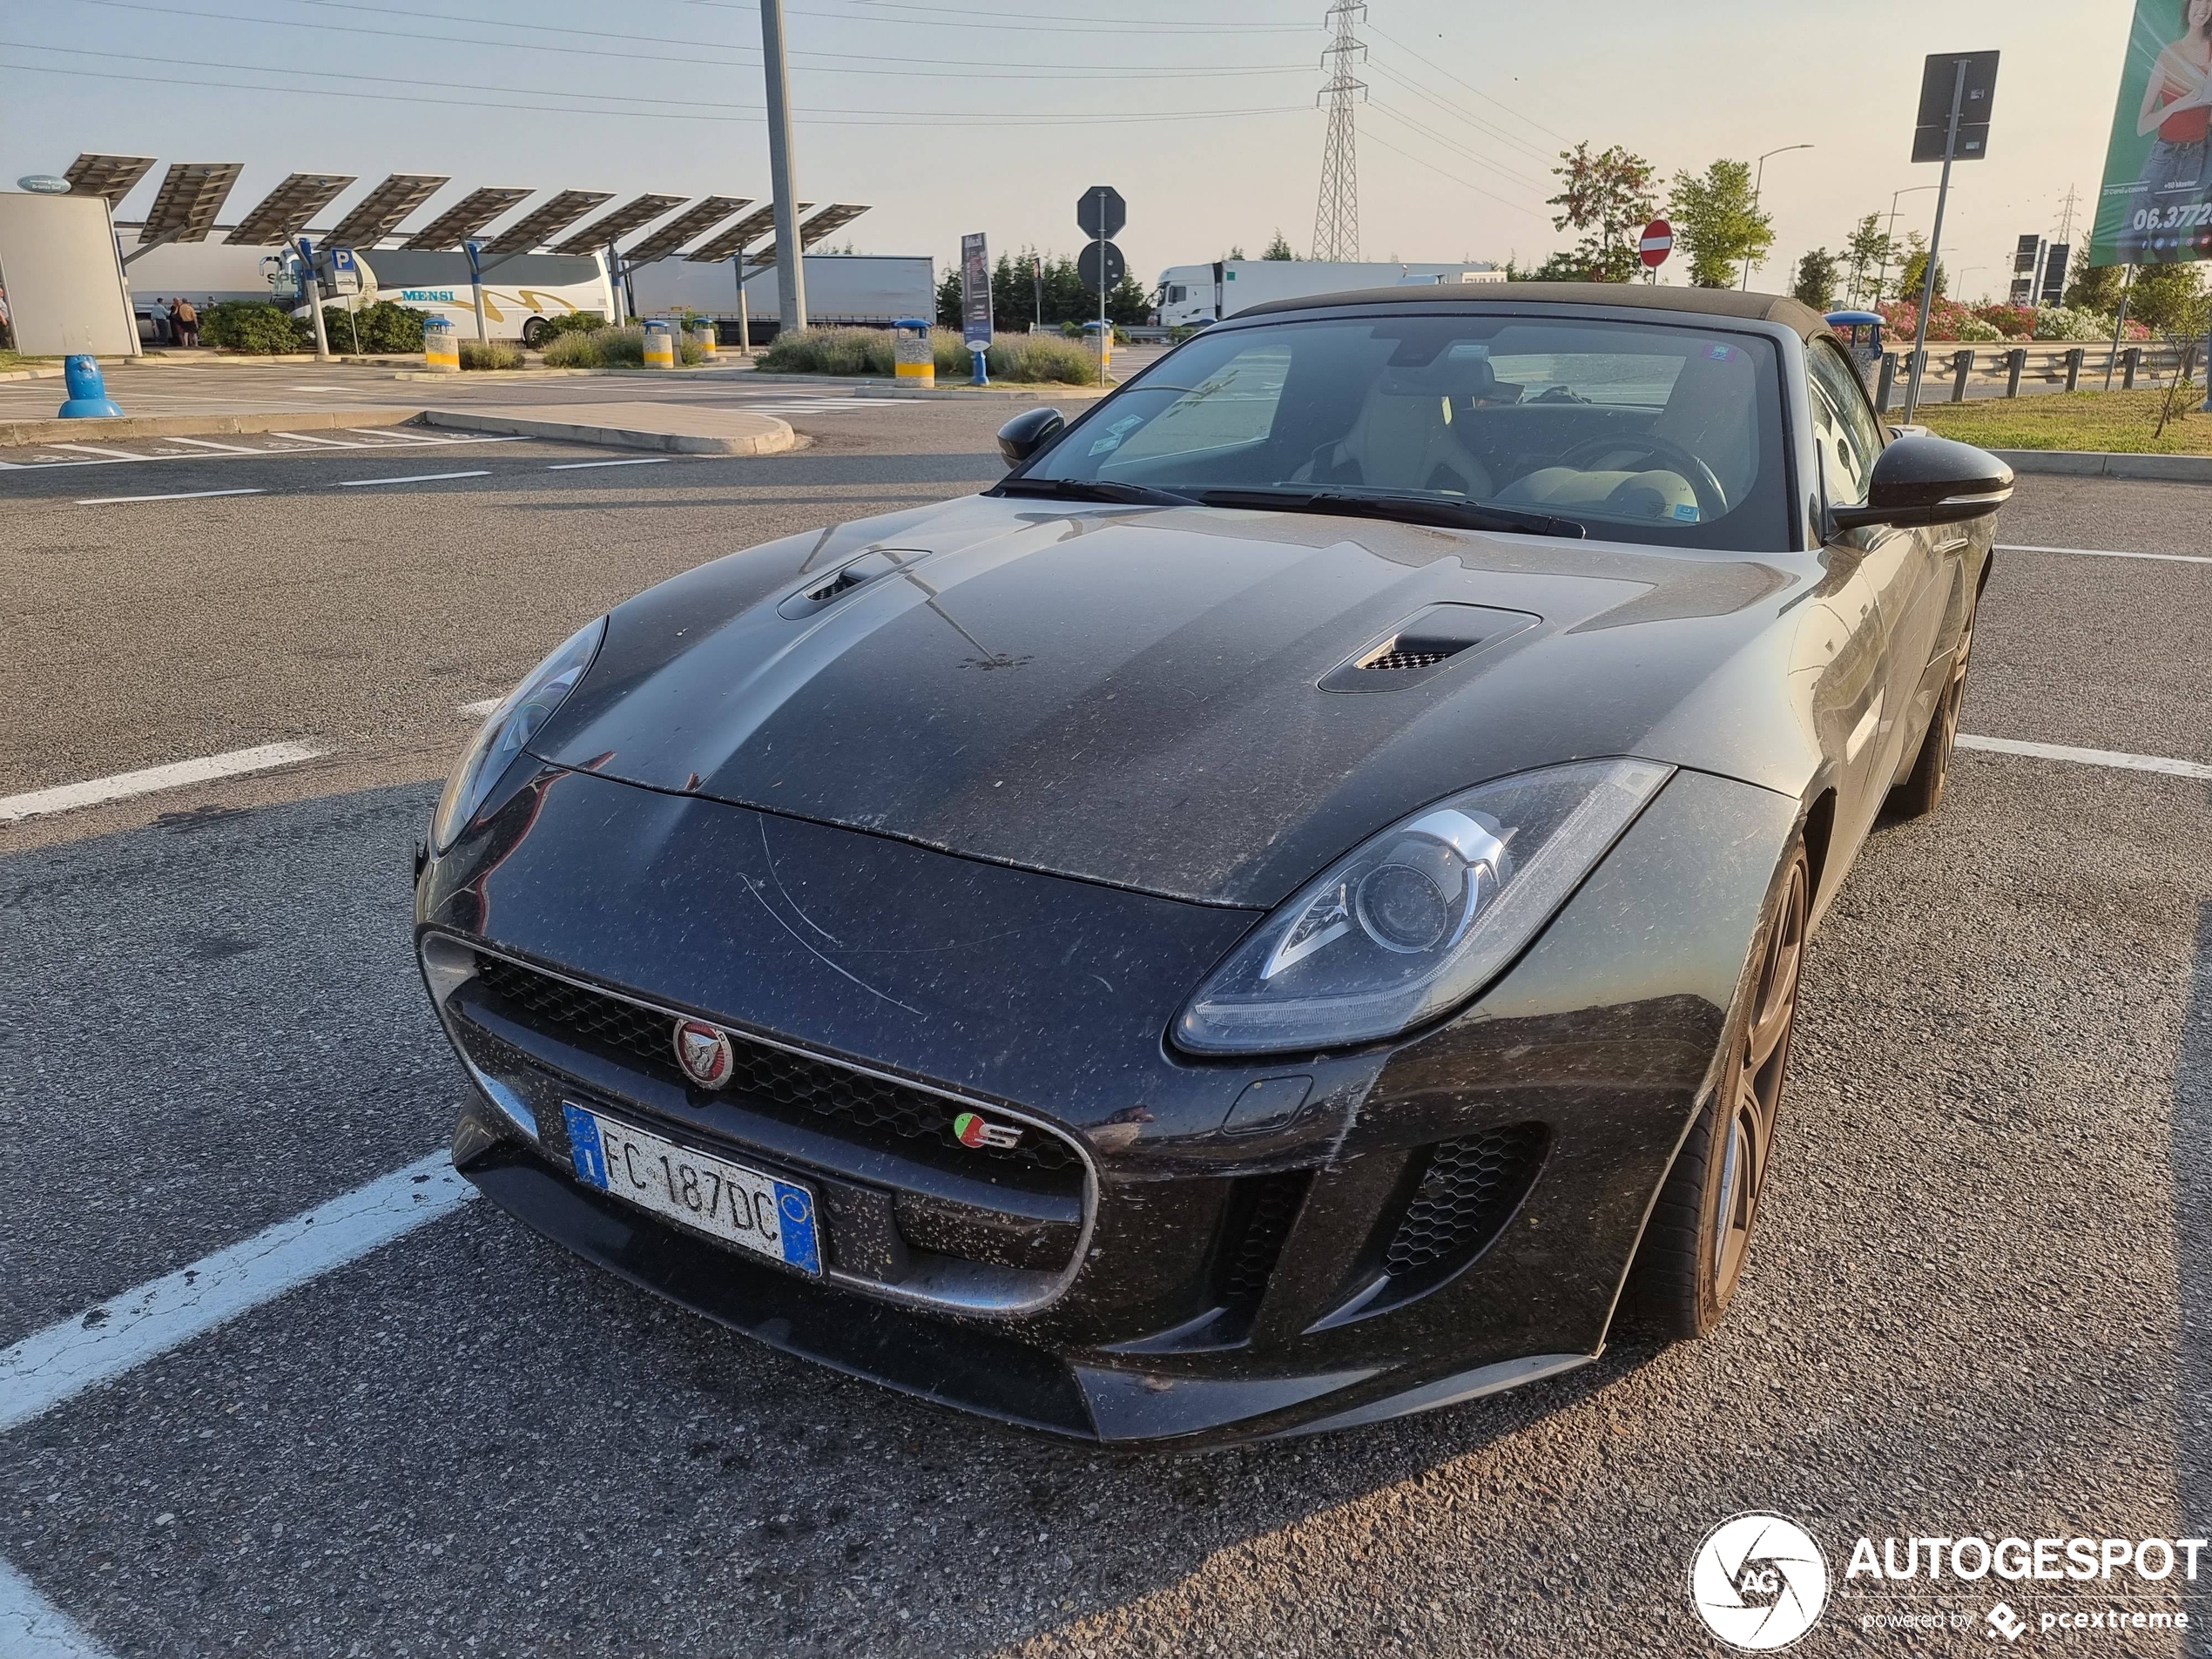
xmin=1078 ymin=186 xmax=1126 ymax=386
xmin=1639 ymin=218 xmax=1673 ymax=281
xmin=1903 ymin=51 xmax=2000 ymax=421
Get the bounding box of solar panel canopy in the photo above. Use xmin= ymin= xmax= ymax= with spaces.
xmin=63 ymin=153 xmax=156 ymax=206
xmin=138 ymin=161 xmax=245 ymax=245
xmin=485 ymin=189 xmax=613 ymax=253
xmin=747 ymin=203 xmax=869 ymax=268
xmin=226 ymin=172 xmax=356 ymax=246
xmin=402 ymin=186 xmax=532 ymax=251
xmin=556 ymin=192 xmax=685 ymax=253
xmin=622 ymin=196 xmax=751 ymax=266
xmin=686 ymin=203 xmax=786 ymax=264
xmin=323 ymin=173 xmax=448 ymax=248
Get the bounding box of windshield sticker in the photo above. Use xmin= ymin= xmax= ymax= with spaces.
xmin=1674 ymin=502 xmax=1702 ymax=522
xmin=1089 ymin=415 xmax=1147 ymax=456
xmin=1708 ymin=345 xmax=1736 ymax=361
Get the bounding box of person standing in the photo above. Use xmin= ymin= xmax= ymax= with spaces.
xmin=172 ymin=294 xmax=199 ymax=349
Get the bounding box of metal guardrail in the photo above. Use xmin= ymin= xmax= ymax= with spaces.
xmin=1871 ymin=341 xmax=2194 ymax=413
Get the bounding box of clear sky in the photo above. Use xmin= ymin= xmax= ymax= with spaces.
xmin=0 ymin=0 xmax=2142 ymax=301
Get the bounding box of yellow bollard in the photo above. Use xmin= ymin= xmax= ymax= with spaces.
xmin=893 ymin=319 xmax=934 ymax=389
xmin=644 ymin=318 xmax=676 ymax=370
xmin=422 ymin=317 xmax=459 ymax=373
xmin=690 ymin=321 xmax=718 ymax=363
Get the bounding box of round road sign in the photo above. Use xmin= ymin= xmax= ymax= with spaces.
xmin=1639 ymin=219 xmax=1674 ymax=269
xmin=1077 ymin=239 xmax=1127 ymax=293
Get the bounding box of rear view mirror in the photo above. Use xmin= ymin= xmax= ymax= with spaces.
xmin=1831 ymin=434 xmax=2013 ymax=532
xmin=997 ymin=407 xmax=1066 ymax=469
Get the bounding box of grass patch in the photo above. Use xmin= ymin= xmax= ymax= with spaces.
xmin=759 ymin=325 xmax=1103 ymax=384
xmin=458 ymin=339 xmax=524 ymax=371
xmin=541 ymin=324 xmax=705 ymax=369
xmin=1916 ymin=385 xmax=2212 ymax=455
xmin=0 ymin=350 xmax=53 ymax=371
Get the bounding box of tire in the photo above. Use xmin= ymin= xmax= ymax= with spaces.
xmin=1885 ymin=597 xmax=1977 ymax=819
xmin=521 ymin=317 xmax=549 ymax=348
xmin=1622 ymin=842 xmax=1811 ymax=1341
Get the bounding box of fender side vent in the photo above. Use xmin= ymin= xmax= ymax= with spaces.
xmin=1382 ymin=1123 xmax=1548 ymax=1279
xmin=1217 ymin=1170 xmax=1312 ymax=1314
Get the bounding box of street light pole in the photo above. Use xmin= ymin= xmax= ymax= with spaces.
xmin=1876 ymin=185 xmax=1940 ymax=306
xmin=759 ymin=0 xmax=807 ymax=336
xmin=1743 ymin=144 xmax=1813 ymax=292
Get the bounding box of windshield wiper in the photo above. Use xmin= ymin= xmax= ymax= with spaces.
xmin=1195 ymin=486 xmax=1586 ymax=540
xmin=995 ymin=477 xmax=1199 ymax=507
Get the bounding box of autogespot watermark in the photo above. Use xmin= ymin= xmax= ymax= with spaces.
xmin=1689 ymin=1514 xmax=2203 ymax=1649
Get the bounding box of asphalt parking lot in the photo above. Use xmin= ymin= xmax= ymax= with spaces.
xmin=2 ymin=399 xmax=2209 ymax=1656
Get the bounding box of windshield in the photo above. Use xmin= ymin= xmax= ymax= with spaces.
xmin=1015 ymin=312 xmax=1791 ymax=550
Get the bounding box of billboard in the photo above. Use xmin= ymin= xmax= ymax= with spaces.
xmin=960 ymin=232 xmax=991 ymax=349
xmin=2091 ymin=0 xmax=2212 ymax=266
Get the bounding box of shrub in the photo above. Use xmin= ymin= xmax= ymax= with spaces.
xmin=459 ymin=339 xmax=523 ymax=370
xmin=2032 ymin=306 xmax=2114 ymax=343
xmin=537 ymin=311 xmax=607 ymax=341
xmin=991 ymin=333 xmax=1098 ymax=384
xmin=1954 ymin=318 xmax=2005 ymax=343
xmin=759 ymin=326 xmax=895 ymax=375
xmin=540 ymin=324 xmax=702 ymax=368
xmin=323 ymin=301 xmax=426 ymax=354
xmin=201 ymin=301 xmax=310 ymax=354
xmin=1973 ymin=303 xmax=2039 ymax=339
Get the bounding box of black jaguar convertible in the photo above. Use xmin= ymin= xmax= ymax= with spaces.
xmin=415 ymin=284 xmax=2011 ymax=1446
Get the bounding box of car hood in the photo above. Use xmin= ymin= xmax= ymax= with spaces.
xmin=537 ymin=495 xmax=1814 ymax=908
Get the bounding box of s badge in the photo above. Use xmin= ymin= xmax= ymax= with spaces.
xmin=954 ymin=1110 xmax=1023 ymax=1150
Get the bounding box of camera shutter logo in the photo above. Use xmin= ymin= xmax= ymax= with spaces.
xmin=1689 ymin=1513 xmax=1829 ymax=1650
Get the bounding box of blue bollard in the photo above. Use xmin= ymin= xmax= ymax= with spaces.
xmin=58 ymin=354 xmax=124 ymax=419
xmin=969 ymin=346 xmax=988 ymax=388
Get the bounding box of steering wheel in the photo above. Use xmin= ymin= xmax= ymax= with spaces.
xmin=1559 ymin=435 xmax=1729 ymax=521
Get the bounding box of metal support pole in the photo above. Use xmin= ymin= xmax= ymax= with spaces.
xmin=1096 ymin=189 xmax=1108 ymax=386
xmin=759 ymin=0 xmax=807 ymax=335
xmin=2105 ymin=266 xmax=2134 ymax=391
xmin=298 ymin=239 xmax=331 ymax=363
xmin=2005 ymin=347 xmax=2026 ymax=398
xmin=1876 ymin=352 xmax=1898 ymax=415
xmin=733 ymin=256 xmax=752 ymax=356
xmin=1950 ymin=350 xmax=1973 ymax=402
xmin=2123 ymin=347 xmax=2141 ymax=390
xmin=1902 ymin=61 xmax=1967 ymax=422
xmin=607 ymin=244 xmax=625 ymax=326
xmin=2065 ymin=347 xmax=2083 ymax=393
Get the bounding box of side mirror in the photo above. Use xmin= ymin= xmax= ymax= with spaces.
xmin=997 ymin=407 xmax=1067 ymax=469
xmin=1831 ymin=434 xmax=2013 ymax=533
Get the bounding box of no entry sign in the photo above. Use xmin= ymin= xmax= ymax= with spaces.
xmin=1640 ymin=219 xmax=1674 ymax=269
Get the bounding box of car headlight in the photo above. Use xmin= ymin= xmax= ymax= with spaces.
xmin=430 ymin=617 xmax=606 ymax=854
xmin=1174 ymin=759 xmax=1674 ymax=1055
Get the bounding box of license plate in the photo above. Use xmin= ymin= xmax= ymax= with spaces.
xmin=562 ymin=1103 xmax=820 ymax=1275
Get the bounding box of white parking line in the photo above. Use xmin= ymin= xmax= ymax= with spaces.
xmin=267 ymin=430 xmax=348 ymax=447
xmin=335 ymin=469 xmax=489 ymax=488
xmin=1999 ymin=543 xmax=2212 ymax=567
xmin=76 ymin=487 xmax=266 ymax=506
xmin=47 ymin=442 xmax=144 ymax=460
xmin=0 ymin=433 xmax=529 ymax=471
xmin=158 ymin=435 xmax=260 ymax=454
xmin=0 ymin=741 xmax=323 ymax=823
xmin=547 ymin=457 xmax=670 ymax=470
xmin=1958 ymin=734 xmax=2212 ymax=780
xmin=0 ymin=1560 xmax=113 ymax=1659
xmin=0 ymin=1151 xmax=475 ymax=1435
xmin=343 ymin=427 xmax=447 ymax=444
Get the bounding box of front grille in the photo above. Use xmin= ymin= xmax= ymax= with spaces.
xmin=1382 ymin=1124 xmax=1548 ymax=1278
xmin=1217 ymin=1170 xmax=1312 ymax=1312
xmin=471 ymin=954 xmax=1080 ymax=1179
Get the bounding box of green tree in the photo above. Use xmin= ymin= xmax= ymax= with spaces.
xmin=1792 ymin=248 xmax=1840 ymax=313
xmin=1262 ymin=229 xmax=1298 ymax=261
xmin=934 ymin=264 xmax=961 ymax=327
xmin=1668 ymin=160 xmax=1773 ymax=289
xmin=1547 ymin=142 xmax=1659 ymax=284
xmin=1842 ymin=213 xmax=1895 ymax=307
xmin=1226 ymin=245 xmax=1246 ymax=261
xmin=2064 ymin=261 xmax=2128 ymax=315
xmin=2129 ymin=261 xmax=2207 ymax=335
xmin=1896 ymin=233 xmax=1946 ymax=301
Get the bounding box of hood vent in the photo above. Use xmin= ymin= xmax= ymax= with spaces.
xmin=1319 ymin=604 xmax=1541 ymax=693
xmin=777 ymin=550 xmax=915 ymax=619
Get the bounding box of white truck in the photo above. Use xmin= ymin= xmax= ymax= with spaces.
xmin=1153 ymin=260 xmax=1505 ymax=327
xmin=627 ymin=253 xmax=934 ymax=345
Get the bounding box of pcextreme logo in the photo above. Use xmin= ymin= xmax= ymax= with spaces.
xmin=1689 ymin=1513 xmax=1830 ymax=1650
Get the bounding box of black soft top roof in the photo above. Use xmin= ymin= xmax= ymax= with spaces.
xmin=1233 ymin=281 xmax=1832 ymax=340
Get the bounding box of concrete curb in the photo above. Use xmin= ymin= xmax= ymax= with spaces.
xmin=416 ymin=407 xmax=799 ymax=456
xmin=859 ymin=384 xmax=1116 ymax=402
xmin=0 ymin=407 xmax=421 ymax=448
xmin=0 ymin=367 xmax=64 ymax=383
xmin=1993 ymin=448 xmax=2212 ymax=482
xmin=389 ymin=365 xmax=755 ymax=382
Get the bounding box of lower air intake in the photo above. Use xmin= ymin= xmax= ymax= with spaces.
xmin=1382 ymin=1124 xmax=1548 ymax=1278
